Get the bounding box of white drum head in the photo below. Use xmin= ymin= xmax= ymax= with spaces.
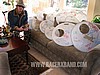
xmin=97 ymin=30 xmax=100 ymax=44
xmin=65 ymin=16 xmax=79 ymax=23
xmin=52 ymin=23 xmax=75 ymax=46
xmin=72 ymin=21 xmax=100 ymax=52
xmin=37 ymin=12 xmax=44 ymax=21
xmin=40 ymin=20 xmax=54 ymax=33
xmin=56 ymin=13 xmax=67 ymax=24
xmin=46 ymin=14 xmax=55 ymax=22
xmin=75 ymin=11 xmax=87 ymax=22
xmin=45 ymin=27 xmax=55 ymax=40
xmin=0 ymin=11 xmax=5 ymax=26
xmin=31 ymin=17 xmax=37 ymax=29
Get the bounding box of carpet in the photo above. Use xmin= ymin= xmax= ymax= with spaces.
xmin=9 ymin=54 xmax=30 ymax=75
xmin=8 ymin=53 xmax=49 ymax=75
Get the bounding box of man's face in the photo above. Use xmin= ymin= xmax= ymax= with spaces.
xmin=16 ymin=6 xmax=24 ymax=14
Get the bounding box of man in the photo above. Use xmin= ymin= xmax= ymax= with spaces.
xmin=8 ymin=0 xmax=30 ymax=43
xmin=8 ymin=0 xmax=29 ymax=32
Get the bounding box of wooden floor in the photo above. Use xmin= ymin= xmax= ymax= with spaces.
xmin=28 ymin=46 xmax=68 ymax=75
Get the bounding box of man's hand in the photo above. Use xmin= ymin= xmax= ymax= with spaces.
xmin=23 ymin=27 xmax=29 ymax=31
xmin=16 ymin=26 xmax=24 ymax=31
xmin=22 ymin=24 xmax=29 ymax=31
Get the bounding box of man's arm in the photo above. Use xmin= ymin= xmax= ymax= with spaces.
xmin=22 ymin=10 xmax=29 ymax=31
xmin=8 ymin=11 xmax=24 ymax=31
xmin=8 ymin=11 xmax=19 ymax=31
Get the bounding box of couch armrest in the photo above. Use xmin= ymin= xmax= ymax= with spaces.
xmin=0 ymin=52 xmax=11 ymax=75
xmin=80 ymin=50 xmax=100 ymax=75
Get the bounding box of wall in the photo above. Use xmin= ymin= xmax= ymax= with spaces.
xmin=87 ymin=0 xmax=100 ymax=21
xmin=26 ymin=0 xmax=64 ymax=13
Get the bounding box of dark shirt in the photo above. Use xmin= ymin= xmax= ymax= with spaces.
xmin=8 ymin=9 xmax=28 ymax=29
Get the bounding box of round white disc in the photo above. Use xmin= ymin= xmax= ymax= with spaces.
xmin=52 ymin=23 xmax=75 ymax=46
xmin=56 ymin=13 xmax=67 ymax=24
xmin=45 ymin=27 xmax=55 ymax=40
xmin=0 ymin=11 xmax=5 ymax=26
xmin=40 ymin=20 xmax=54 ymax=33
xmin=72 ymin=21 xmax=100 ymax=52
xmin=46 ymin=14 xmax=55 ymax=22
xmin=96 ymin=30 xmax=100 ymax=44
xmin=65 ymin=16 xmax=79 ymax=23
xmin=31 ymin=17 xmax=37 ymax=29
xmin=37 ymin=12 xmax=44 ymax=21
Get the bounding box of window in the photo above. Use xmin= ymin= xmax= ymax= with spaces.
xmin=66 ymin=0 xmax=88 ymax=8
xmin=64 ymin=0 xmax=88 ymax=15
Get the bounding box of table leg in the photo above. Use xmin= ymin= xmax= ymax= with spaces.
xmin=25 ymin=50 xmax=29 ymax=65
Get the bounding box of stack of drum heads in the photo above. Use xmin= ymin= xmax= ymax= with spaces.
xmin=36 ymin=9 xmax=100 ymax=52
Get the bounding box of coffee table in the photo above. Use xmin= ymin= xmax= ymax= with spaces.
xmin=0 ymin=37 xmax=30 ymax=64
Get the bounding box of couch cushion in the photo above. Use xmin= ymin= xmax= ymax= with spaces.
xmin=47 ymin=41 xmax=87 ymax=62
xmin=31 ymin=30 xmax=51 ymax=47
xmin=0 ymin=52 xmax=11 ymax=75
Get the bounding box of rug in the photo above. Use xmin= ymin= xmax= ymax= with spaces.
xmin=8 ymin=53 xmax=49 ymax=75
xmin=9 ymin=54 xmax=30 ymax=75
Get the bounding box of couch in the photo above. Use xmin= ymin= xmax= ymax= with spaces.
xmin=0 ymin=52 xmax=11 ymax=75
xmin=29 ymin=19 xmax=100 ymax=75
